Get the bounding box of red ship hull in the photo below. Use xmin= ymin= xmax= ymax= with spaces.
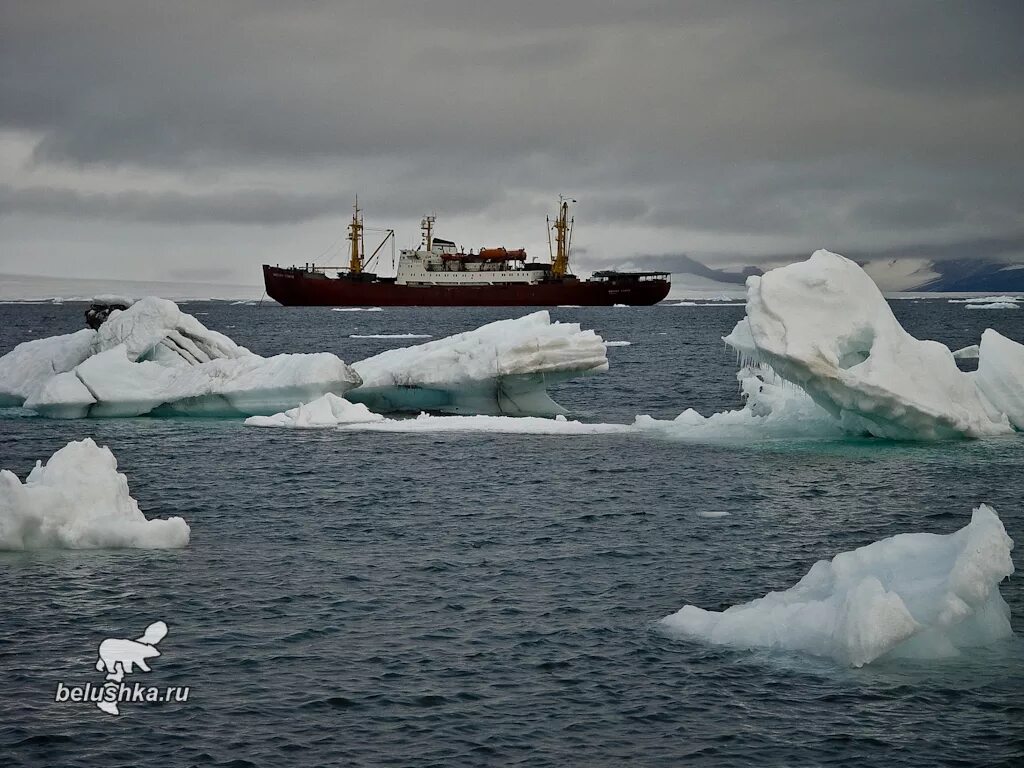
xmin=262 ymin=266 xmax=671 ymax=306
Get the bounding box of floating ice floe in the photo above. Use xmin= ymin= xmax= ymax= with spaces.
xmin=340 ymin=412 xmax=629 ymax=435
xmin=244 ymin=393 xmax=384 ymax=428
xmin=0 ymin=439 xmax=190 ymax=549
xmin=723 ymin=250 xmax=1020 ymax=439
xmin=966 ymin=302 xmax=1019 ymax=310
xmin=948 ymin=296 xmax=1022 ymax=304
xmin=661 ymin=504 xmax=1015 ymax=667
xmin=347 ymin=311 xmax=608 ymax=416
xmin=606 ymin=341 xmax=632 ymax=347
xmin=0 ymin=297 xmax=361 ymax=418
xmin=332 ymin=307 xmax=382 ymax=312
xmin=349 ymin=334 xmax=432 ymax=339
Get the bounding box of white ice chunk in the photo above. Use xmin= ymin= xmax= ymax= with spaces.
xmin=0 ymin=329 xmax=96 ymax=406
xmin=661 ymin=505 xmax=1014 ymax=667
xmin=726 ymin=250 xmax=1011 ymax=439
xmin=348 ymin=311 xmax=608 ymax=416
xmin=965 ymin=302 xmax=1019 ymax=310
xmin=245 ymin=393 xmax=384 ymax=428
xmin=95 ymin=296 xmax=248 ymax=364
xmin=976 ymin=329 xmax=1024 ymax=430
xmin=0 ymin=438 xmax=189 ymax=550
xmin=26 ymin=345 xmax=362 ymax=418
xmin=349 ymin=334 xmax=432 ymax=339
xmin=948 ymin=296 xmax=1022 ymax=304
xmin=952 ymin=345 xmax=980 ymax=360
xmin=339 ymin=412 xmax=629 ymax=435
xmin=634 ymin=367 xmax=844 ymax=440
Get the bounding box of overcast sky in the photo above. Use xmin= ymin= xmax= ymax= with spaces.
xmin=1 ymin=0 xmax=1022 ymax=284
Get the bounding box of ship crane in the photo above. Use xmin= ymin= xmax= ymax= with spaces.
xmin=347 ymin=196 xmax=394 ymax=274
xmin=548 ymin=196 xmax=576 ymax=277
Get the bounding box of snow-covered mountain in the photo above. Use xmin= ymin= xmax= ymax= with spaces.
xmin=669 ymin=256 xmax=1024 ymax=293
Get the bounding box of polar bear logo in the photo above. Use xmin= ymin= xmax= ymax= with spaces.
xmin=94 ymin=621 xmax=168 ymax=714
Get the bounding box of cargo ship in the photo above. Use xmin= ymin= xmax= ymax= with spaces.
xmin=262 ymin=198 xmax=671 ymax=306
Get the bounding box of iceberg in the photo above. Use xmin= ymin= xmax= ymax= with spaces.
xmin=661 ymin=505 xmax=1015 ymax=667
xmin=976 ymin=329 xmax=1024 ymax=430
xmin=0 ymin=438 xmax=190 ymax=550
xmin=347 ymin=311 xmax=608 ymax=416
xmin=724 ymin=250 xmax=1013 ymax=439
xmin=1 ymin=297 xmax=362 ymax=418
xmin=1 ymin=303 xmax=607 ymax=420
xmin=245 ymin=393 xmax=384 ymax=428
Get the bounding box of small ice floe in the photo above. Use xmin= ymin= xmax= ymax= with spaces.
xmin=953 ymin=345 xmax=980 ymax=360
xmin=339 ymin=412 xmax=629 ymax=435
xmin=948 ymin=296 xmax=1022 ymax=304
xmin=244 ymin=393 xmax=383 ymax=428
xmin=0 ymin=439 xmax=190 ymax=550
xmin=349 ymin=334 xmax=432 ymax=339
xmin=605 ymin=341 xmax=632 ymax=347
xmin=966 ymin=302 xmax=1019 ymax=310
xmin=661 ymin=505 xmax=1014 ymax=667
xmin=696 ymin=509 xmax=730 ymax=518
xmin=332 ymin=307 xmax=383 ymax=312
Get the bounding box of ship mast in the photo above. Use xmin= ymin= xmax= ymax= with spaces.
xmin=348 ymin=196 xmax=364 ymax=274
xmin=551 ymin=196 xmax=575 ymax=277
xmin=421 ymin=214 xmax=435 ymax=252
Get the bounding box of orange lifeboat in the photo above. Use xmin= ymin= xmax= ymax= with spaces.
xmin=478 ymin=247 xmax=527 ymax=261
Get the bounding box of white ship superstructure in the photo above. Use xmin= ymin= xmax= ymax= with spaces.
xmin=394 ymin=215 xmax=549 ymax=287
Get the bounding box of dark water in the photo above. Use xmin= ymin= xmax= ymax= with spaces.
xmin=1 ymin=300 xmax=1022 ymax=767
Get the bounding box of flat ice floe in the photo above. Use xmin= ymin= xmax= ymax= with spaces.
xmin=349 ymin=334 xmax=432 ymax=339
xmin=348 ymin=311 xmax=608 ymax=416
xmin=724 ymin=250 xmax=1020 ymax=439
xmin=0 ymin=439 xmax=190 ymax=549
xmin=966 ymin=302 xmax=1019 ymax=310
xmin=338 ymin=412 xmax=629 ymax=435
xmin=948 ymin=296 xmax=1022 ymax=304
xmin=661 ymin=505 xmax=1015 ymax=667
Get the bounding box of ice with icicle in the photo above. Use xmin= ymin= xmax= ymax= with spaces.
xmin=0 ymin=438 xmax=189 ymax=549
xmin=347 ymin=311 xmax=608 ymax=416
xmin=723 ymin=250 xmax=1022 ymax=440
xmin=661 ymin=505 xmax=1015 ymax=667
xmin=0 ymin=297 xmax=361 ymax=417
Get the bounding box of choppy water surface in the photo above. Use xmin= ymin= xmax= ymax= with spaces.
xmin=1 ymin=300 xmax=1022 ymax=767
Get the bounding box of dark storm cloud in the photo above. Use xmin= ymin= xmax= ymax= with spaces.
xmin=0 ymin=0 xmax=1022 ymax=279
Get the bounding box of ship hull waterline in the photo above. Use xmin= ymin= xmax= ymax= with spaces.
xmin=262 ymin=266 xmax=671 ymax=307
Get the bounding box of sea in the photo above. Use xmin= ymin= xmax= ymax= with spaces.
xmin=1 ymin=298 xmax=1022 ymax=767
